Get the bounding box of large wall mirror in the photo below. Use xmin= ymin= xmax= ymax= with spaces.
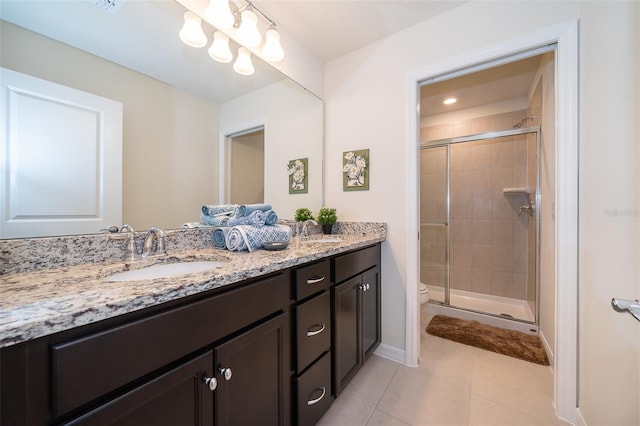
xmin=0 ymin=0 xmax=323 ymax=239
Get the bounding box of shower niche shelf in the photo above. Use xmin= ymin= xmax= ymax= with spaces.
xmin=502 ymin=187 xmax=532 ymax=196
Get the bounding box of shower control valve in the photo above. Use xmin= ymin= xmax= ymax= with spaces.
xmin=519 ymin=199 xmax=535 ymax=217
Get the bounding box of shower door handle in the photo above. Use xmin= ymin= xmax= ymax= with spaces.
xmin=611 ymin=298 xmax=640 ymax=321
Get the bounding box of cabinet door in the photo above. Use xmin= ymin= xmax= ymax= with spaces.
xmin=65 ymin=351 xmax=214 ymax=425
xmin=362 ymin=266 xmax=381 ymax=359
xmin=332 ymin=276 xmax=361 ymax=396
xmin=215 ymin=313 xmax=289 ymax=426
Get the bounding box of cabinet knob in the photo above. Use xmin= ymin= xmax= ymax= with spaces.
xmin=202 ymin=376 xmax=218 ymax=391
xmin=219 ymin=367 xmax=233 ymax=381
xmin=306 ymin=322 xmax=326 ymax=337
xmin=365 ymin=283 xmax=370 ymax=291
xmin=307 ymin=386 xmax=326 ymax=406
xmin=306 ymin=276 xmax=325 ymax=285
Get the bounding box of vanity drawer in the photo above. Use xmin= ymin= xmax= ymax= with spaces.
xmin=295 ymin=291 xmax=331 ymax=372
xmin=333 ymin=244 xmax=380 ymax=283
xmin=294 ymin=259 xmax=331 ymax=300
xmin=296 ymin=352 xmax=333 ymax=426
xmin=51 ymin=272 xmax=289 ymax=417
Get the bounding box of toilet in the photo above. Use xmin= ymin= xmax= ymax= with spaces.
xmin=419 ymin=283 xmax=430 ymax=304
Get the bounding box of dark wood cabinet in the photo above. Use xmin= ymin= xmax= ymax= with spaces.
xmin=0 ymin=243 xmax=382 ymax=426
xmin=214 ymin=313 xmax=289 ymax=426
xmin=65 ymin=351 xmax=214 ymax=425
xmin=362 ymin=266 xmax=381 ymax=358
xmin=332 ymin=245 xmax=381 ymax=396
xmin=1 ymin=273 xmax=290 ymax=426
xmin=291 ymin=259 xmax=334 ymax=426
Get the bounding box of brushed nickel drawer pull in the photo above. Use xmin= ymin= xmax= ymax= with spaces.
xmin=306 ymin=276 xmax=325 ymax=285
xmin=306 ymin=323 xmax=326 ymax=337
xmin=307 ymin=386 xmax=326 ymax=406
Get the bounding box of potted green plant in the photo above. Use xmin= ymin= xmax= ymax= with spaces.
xmin=317 ymin=207 xmax=337 ymax=234
xmin=294 ymin=208 xmax=314 ymax=222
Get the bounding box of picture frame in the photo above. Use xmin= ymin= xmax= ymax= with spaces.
xmin=287 ymin=158 xmax=308 ymax=194
xmin=343 ymin=149 xmax=369 ymax=191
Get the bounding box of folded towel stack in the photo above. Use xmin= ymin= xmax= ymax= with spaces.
xmin=200 ymin=203 xmax=277 ymax=227
xmin=200 ymin=204 xmax=288 ymax=251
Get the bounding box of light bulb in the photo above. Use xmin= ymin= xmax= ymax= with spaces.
xmin=262 ymin=28 xmax=284 ymax=62
xmin=233 ymin=47 xmax=254 ymax=75
xmin=235 ymin=10 xmax=261 ymax=48
xmin=208 ymin=31 xmax=233 ymax=63
xmin=179 ymin=11 xmax=207 ymax=48
xmin=205 ymin=0 xmax=235 ymax=29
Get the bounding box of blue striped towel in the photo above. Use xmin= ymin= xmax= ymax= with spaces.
xmin=200 ymin=212 xmax=231 ymax=227
xmin=202 ymin=204 xmax=236 ymax=216
xmin=264 ymin=209 xmax=278 ymax=225
xmin=225 ymin=224 xmax=291 ymax=252
xmin=234 ymin=204 xmax=272 ymax=217
xmin=227 ymin=210 xmax=266 ymax=227
xmin=212 ymin=227 xmax=231 ymax=249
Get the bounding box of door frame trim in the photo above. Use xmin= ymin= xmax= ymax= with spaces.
xmin=405 ymin=20 xmax=578 ymax=423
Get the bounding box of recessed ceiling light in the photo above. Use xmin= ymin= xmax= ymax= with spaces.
xmin=443 ymin=97 xmax=457 ymax=105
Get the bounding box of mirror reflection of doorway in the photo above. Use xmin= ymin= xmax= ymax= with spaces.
xmin=228 ymin=127 xmax=264 ymax=204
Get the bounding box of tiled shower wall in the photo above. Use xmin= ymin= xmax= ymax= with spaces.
xmin=420 ymin=110 xmax=533 ymax=300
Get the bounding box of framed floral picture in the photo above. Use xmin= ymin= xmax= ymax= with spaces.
xmin=287 ymin=158 xmax=308 ymax=194
xmin=343 ymin=149 xmax=369 ymax=191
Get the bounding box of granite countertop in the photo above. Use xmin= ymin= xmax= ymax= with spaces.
xmin=0 ymin=232 xmax=385 ymax=348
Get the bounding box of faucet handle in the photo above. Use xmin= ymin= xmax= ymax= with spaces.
xmin=109 ymin=225 xmax=138 ymax=260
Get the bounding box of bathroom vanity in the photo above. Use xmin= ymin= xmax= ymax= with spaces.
xmin=0 ymin=224 xmax=384 ymax=425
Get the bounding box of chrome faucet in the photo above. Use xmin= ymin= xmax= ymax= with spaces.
xmin=142 ymin=227 xmax=166 ymax=258
xmin=301 ymin=220 xmax=318 ymax=237
xmin=109 ymin=224 xmax=138 ymax=261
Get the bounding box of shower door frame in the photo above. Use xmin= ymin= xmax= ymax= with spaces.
xmin=420 ymin=126 xmax=541 ymax=326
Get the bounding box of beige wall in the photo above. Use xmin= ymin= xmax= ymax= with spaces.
xmin=220 ymin=79 xmax=324 ymax=219
xmin=324 ymin=1 xmax=639 ymax=424
xmin=0 ymin=20 xmax=220 ymax=231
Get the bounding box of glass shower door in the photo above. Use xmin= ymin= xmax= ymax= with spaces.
xmin=419 ymin=146 xmax=449 ymax=303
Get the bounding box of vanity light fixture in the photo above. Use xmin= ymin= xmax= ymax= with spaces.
xmin=205 ymin=0 xmax=235 ymax=29
xmin=209 ymin=31 xmax=233 ymax=63
xmin=179 ymin=11 xmax=208 ymax=48
xmin=443 ymin=97 xmax=457 ymax=105
xmin=262 ymin=26 xmax=285 ymax=62
xmin=235 ymin=9 xmax=262 ymax=47
xmin=179 ymin=0 xmax=285 ymax=75
xmin=233 ymin=47 xmax=255 ymax=75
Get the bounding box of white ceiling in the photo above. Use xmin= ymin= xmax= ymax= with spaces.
xmin=1 ymin=0 xmax=539 ymax=108
xmin=420 ymin=55 xmax=542 ymax=116
xmin=253 ymin=0 xmax=467 ymax=62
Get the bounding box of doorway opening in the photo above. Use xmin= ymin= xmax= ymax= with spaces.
xmin=224 ymin=126 xmax=265 ymax=204
xmin=418 ymin=52 xmax=551 ymax=335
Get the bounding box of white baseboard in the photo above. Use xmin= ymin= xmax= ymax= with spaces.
xmin=539 ymin=329 xmax=554 ymax=367
xmin=373 ymin=343 xmax=405 ymax=364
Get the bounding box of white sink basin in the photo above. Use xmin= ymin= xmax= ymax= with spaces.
xmin=105 ymin=261 xmax=226 ymax=282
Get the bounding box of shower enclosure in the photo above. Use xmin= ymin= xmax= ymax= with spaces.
xmin=420 ymin=127 xmax=540 ymax=332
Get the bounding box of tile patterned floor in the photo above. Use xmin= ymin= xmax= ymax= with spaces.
xmin=317 ymin=310 xmax=569 ymax=426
